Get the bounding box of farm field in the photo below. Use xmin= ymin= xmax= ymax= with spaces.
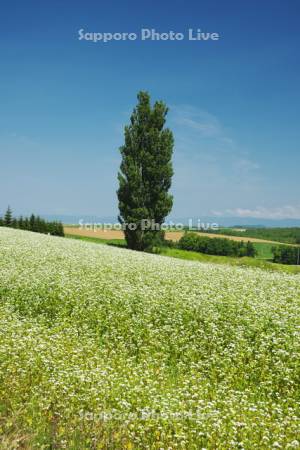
xmin=213 ymin=227 xmax=300 ymax=245
xmin=65 ymin=227 xmax=294 ymax=263
xmin=0 ymin=227 xmax=300 ymax=449
xmin=64 ymin=226 xmax=283 ymax=244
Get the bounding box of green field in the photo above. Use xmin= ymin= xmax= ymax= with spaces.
xmin=212 ymin=227 xmax=300 ymax=245
xmin=253 ymin=241 xmax=274 ymax=259
xmin=65 ymin=233 xmax=126 ymax=247
xmin=159 ymin=247 xmax=300 ymax=274
xmin=1 ymin=228 xmax=300 ymax=449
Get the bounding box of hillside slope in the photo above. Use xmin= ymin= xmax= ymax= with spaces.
xmin=0 ymin=228 xmax=299 ymax=449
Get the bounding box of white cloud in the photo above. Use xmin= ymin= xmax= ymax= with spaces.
xmin=213 ymin=206 xmax=300 ymax=220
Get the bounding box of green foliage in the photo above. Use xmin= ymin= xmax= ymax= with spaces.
xmin=246 ymin=240 xmax=256 ymax=257
xmin=0 ymin=209 xmax=64 ymax=237
xmin=117 ymin=91 xmax=174 ymax=252
xmin=272 ymin=245 xmax=300 ymax=265
xmin=3 ymin=206 xmax=13 ymax=226
xmin=178 ymin=233 xmax=257 ymax=257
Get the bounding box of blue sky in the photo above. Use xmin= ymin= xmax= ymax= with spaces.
xmin=1 ymin=0 xmax=300 ymax=221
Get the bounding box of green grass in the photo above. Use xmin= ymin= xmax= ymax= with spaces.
xmin=253 ymin=242 xmax=274 ymax=260
xmin=65 ymin=233 xmax=126 ymax=247
xmin=160 ymin=247 xmax=300 ymax=274
xmin=65 ymin=234 xmax=300 ymax=274
xmin=253 ymin=241 xmax=300 ymax=262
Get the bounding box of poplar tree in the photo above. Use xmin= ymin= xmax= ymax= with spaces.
xmin=117 ymin=91 xmax=174 ymax=251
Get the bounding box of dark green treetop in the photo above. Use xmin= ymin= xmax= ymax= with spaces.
xmin=4 ymin=206 xmax=13 ymax=227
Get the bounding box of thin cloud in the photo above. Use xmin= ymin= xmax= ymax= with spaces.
xmin=170 ymin=105 xmax=224 ymax=138
xmin=212 ymin=206 xmax=300 ymax=220
xmin=169 ymin=105 xmax=260 ymax=173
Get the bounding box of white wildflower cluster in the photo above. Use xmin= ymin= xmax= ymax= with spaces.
xmin=0 ymin=228 xmax=299 ymax=448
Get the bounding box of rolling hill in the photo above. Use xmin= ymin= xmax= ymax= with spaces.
xmin=0 ymin=228 xmax=299 ymax=449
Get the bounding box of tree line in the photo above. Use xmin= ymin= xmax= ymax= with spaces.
xmin=272 ymin=245 xmax=300 ymax=265
xmin=0 ymin=206 xmax=64 ymax=237
xmin=177 ymin=233 xmax=257 ymax=257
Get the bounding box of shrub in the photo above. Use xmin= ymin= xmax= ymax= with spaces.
xmin=272 ymin=245 xmax=300 ymax=265
xmin=178 ymin=233 xmax=256 ymax=257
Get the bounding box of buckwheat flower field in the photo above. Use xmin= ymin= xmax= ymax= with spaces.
xmin=0 ymin=228 xmax=299 ymax=449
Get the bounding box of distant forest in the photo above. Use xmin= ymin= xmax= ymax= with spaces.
xmin=0 ymin=207 xmax=64 ymax=237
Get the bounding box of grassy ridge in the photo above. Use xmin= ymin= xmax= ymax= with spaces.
xmin=65 ymin=233 xmax=126 ymax=247
xmin=160 ymin=248 xmax=300 ymax=274
xmin=66 ymin=234 xmax=300 ymax=274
